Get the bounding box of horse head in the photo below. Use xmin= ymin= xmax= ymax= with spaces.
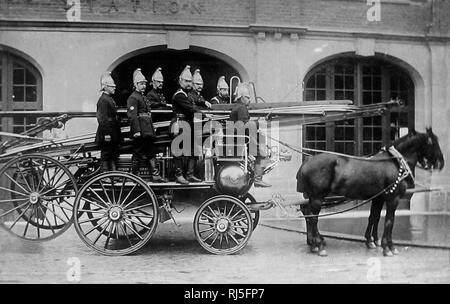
xmin=418 ymin=127 xmax=444 ymax=171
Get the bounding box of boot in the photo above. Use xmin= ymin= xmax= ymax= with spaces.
xmin=254 ymin=163 xmax=271 ymax=188
xmin=175 ymin=167 xmax=189 ymax=185
xmin=109 ymin=160 xmax=117 ymax=171
xmin=186 ymin=158 xmax=202 ymax=182
xmin=149 ymin=158 xmax=168 ymax=183
xmin=101 ymin=160 xmax=109 ymax=173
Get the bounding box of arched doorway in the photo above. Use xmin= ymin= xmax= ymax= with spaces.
xmin=111 ymin=48 xmax=242 ymax=107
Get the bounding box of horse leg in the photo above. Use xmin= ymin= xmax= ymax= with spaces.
xmin=310 ymin=199 xmax=327 ymax=256
xmin=300 ymin=204 xmax=313 ymax=247
xmin=381 ymin=196 xmax=400 ymax=257
xmin=365 ymin=197 xmax=384 ymax=249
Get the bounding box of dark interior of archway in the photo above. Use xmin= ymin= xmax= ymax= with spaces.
xmin=112 ymin=49 xmax=241 ymax=108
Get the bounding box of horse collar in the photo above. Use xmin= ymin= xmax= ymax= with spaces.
xmin=385 ymin=146 xmax=415 ymax=194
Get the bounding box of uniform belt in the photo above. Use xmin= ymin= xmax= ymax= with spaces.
xmin=138 ymin=113 xmax=152 ymax=117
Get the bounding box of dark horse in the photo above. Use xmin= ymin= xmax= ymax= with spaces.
xmin=296 ymin=128 xmax=444 ymax=257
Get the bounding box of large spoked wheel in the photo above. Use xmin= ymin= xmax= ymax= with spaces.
xmin=73 ymin=172 xmax=159 ymax=256
xmin=241 ymin=193 xmax=260 ymax=231
xmin=194 ymin=195 xmax=253 ymax=255
xmin=0 ymin=154 xmax=77 ymax=241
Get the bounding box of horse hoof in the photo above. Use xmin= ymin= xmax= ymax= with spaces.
xmin=366 ymin=242 xmax=377 ymax=249
xmin=383 ymin=250 xmax=394 ymax=257
xmin=375 ymin=240 xmax=381 ymax=247
xmin=391 ymin=248 xmax=399 ymax=255
xmin=318 ymin=249 xmax=328 ymax=257
xmin=311 ymin=246 xmax=319 ymax=253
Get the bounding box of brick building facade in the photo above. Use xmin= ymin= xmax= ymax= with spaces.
xmin=1 ymin=0 xmax=449 ymax=212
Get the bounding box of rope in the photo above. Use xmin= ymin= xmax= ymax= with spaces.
xmin=265 ymin=133 xmax=398 ymax=162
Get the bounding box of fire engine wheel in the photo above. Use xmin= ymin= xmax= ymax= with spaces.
xmin=241 ymin=193 xmax=260 ymax=231
xmin=194 ymin=195 xmax=253 ymax=255
xmin=0 ymin=154 xmax=77 ymax=241
xmin=73 ymin=172 xmax=158 ymax=256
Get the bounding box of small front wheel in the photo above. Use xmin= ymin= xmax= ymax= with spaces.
xmin=193 ymin=195 xmax=253 ymax=255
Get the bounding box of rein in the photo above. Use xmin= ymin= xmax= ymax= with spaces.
xmin=265 ymin=133 xmax=397 ymax=161
xmin=263 ymin=135 xmax=415 ymax=219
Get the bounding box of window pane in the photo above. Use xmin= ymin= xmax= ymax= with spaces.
xmin=26 ymin=87 xmax=37 ymax=102
xmin=306 ymin=77 xmax=315 ymax=88
xmin=335 ymin=90 xmax=344 ymax=100
xmin=363 ymin=76 xmax=372 ymax=90
xmin=25 ymin=69 xmax=37 ymax=85
xmin=13 ymin=67 xmax=25 ymax=84
xmin=305 ymin=90 xmax=315 ymax=101
xmin=335 ymin=75 xmax=343 ymax=89
xmin=373 ymin=76 xmax=381 ymax=90
xmin=345 ymin=76 xmax=354 ymax=89
xmin=316 ymin=74 xmax=326 ymax=88
xmin=316 ymin=90 xmax=326 ymax=100
xmin=13 ymin=86 xmax=24 ymax=102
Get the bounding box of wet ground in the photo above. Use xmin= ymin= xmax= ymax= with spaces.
xmin=0 ymin=209 xmax=449 ymax=284
xmin=263 ymin=213 xmax=450 ymax=249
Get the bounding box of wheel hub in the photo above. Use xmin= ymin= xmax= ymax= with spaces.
xmin=108 ymin=206 xmax=122 ymax=221
xmin=216 ymin=217 xmax=230 ymax=233
xmin=29 ymin=192 xmax=40 ymax=205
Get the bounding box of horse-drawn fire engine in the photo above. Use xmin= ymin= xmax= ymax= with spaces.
xmin=0 ymin=80 xmax=404 ymax=256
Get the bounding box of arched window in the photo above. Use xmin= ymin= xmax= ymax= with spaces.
xmin=0 ymin=51 xmax=42 ymax=136
xmin=303 ymin=56 xmax=414 ymax=156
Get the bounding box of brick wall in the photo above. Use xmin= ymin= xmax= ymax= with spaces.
xmin=1 ymin=0 xmax=448 ymax=37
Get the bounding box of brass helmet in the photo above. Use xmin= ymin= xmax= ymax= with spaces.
xmin=217 ymin=76 xmax=229 ymax=90
xmin=234 ymin=83 xmax=251 ymax=102
xmin=179 ymin=65 xmax=192 ymax=81
xmin=133 ymin=68 xmax=147 ymax=85
xmin=151 ymin=67 xmax=164 ymax=82
xmin=192 ymin=69 xmax=203 ymax=85
xmin=100 ymin=72 xmax=115 ymax=90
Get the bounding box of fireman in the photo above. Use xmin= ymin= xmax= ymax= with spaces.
xmin=210 ymin=76 xmax=230 ymax=104
xmin=188 ymin=69 xmax=212 ymax=109
xmin=146 ymin=67 xmax=172 ymax=110
xmin=127 ymin=68 xmax=167 ymax=182
xmin=95 ymin=72 xmax=122 ymax=172
xmin=171 ymin=65 xmax=205 ymax=184
xmin=230 ymin=83 xmax=271 ymax=188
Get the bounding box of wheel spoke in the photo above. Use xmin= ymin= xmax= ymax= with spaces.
xmin=38 ymin=205 xmax=56 ymax=234
xmin=104 ymin=221 xmax=114 ymax=249
xmin=124 ymin=202 xmax=154 ymax=213
xmin=93 ymin=220 xmax=111 ymax=245
xmin=0 ymin=186 xmax=29 ymax=197
xmin=122 ymin=191 xmax=147 ymax=211
xmin=0 ymin=197 xmax=29 ymax=204
xmin=83 ymin=217 xmax=109 ymax=237
xmin=15 ymin=162 xmax=33 ymax=192
xmin=123 ymin=220 xmax=144 ymax=240
xmin=78 ymin=214 xmax=106 ymax=225
xmin=0 ymin=201 xmax=29 ymax=218
xmin=118 ymin=221 xmax=133 ymax=248
xmin=4 ymin=172 xmax=31 ymax=195
xmin=119 ymin=182 xmax=138 ymax=207
xmin=44 ymin=204 xmax=71 ymax=223
xmin=86 ymin=188 xmax=110 ymax=208
xmin=7 ymin=203 xmax=31 ymax=231
xmin=99 ymin=179 xmax=113 ymax=206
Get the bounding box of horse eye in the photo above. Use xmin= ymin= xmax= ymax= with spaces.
xmin=427 ymin=138 xmax=433 ymax=145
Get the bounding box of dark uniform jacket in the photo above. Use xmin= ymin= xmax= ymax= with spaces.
xmin=188 ymin=90 xmax=209 ymax=109
xmin=230 ymin=101 xmax=250 ymax=123
xmin=172 ymin=88 xmax=200 ymax=122
xmin=127 ymin=90 xmax=156 ymax=138
xmin=146 ymin=88 xmax=169 ymax=109
xmin=210 ymin=95 xmax=228 ymax=105
xmin=95 ymin=92 xmax=122 ymax=145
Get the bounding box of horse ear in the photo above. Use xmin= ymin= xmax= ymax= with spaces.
xmin=426 ymin=127 xmax=433 ymax=134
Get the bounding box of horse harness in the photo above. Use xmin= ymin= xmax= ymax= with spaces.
xmin=382 ymin=146 xmax=415 ymax=194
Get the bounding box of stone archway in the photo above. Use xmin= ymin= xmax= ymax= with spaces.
xmin=110 ymin=46 xmax=245 ymax=107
